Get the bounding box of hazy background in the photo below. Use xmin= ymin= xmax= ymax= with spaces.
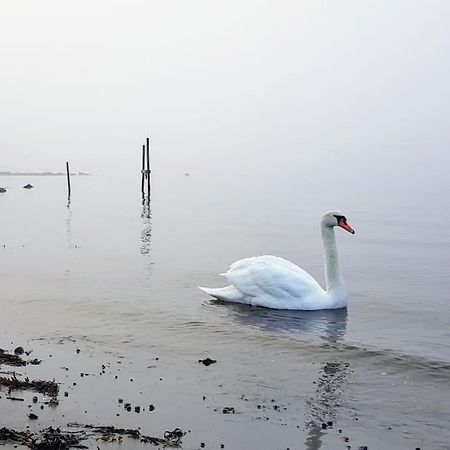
xmin=2 ymin=4 xmax=450 ymax=447
xmin=1 ymin=0 xmax=450 ymax=192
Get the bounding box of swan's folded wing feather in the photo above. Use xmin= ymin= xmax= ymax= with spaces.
xmin=225 ymin=255 xmax=324 ymax=301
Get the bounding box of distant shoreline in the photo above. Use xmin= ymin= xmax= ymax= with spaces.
xmin=0 ymin=171 xmax=91 ymax=176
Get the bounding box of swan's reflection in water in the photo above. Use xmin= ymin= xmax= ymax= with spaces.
xmin=213 ymin=302 xmax=349 ymax=450
xmin=216 ymin=303 xmax=347 ymax=343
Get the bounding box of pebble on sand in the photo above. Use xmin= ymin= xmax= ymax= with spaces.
xmin=199 ymin=357 xmax=217 ymax=366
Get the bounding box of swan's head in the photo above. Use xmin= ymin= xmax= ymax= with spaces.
xmin=322 ymin=210 xmax=355 ymax=234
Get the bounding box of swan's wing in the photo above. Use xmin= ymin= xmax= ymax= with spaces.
xmin=224 ymin=255 xmax=324 ymax=302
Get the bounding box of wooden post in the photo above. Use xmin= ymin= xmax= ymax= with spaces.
xmin=146 ymin=137 xmax=151 ymax=196
xmin=66 ymin=161 xmax=71 ymax=199
xmin=141 ymin=144 xmax=145 ymax=194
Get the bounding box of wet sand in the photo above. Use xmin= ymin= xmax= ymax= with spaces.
xmin=1 ymin=325 xmax=415 ymax=450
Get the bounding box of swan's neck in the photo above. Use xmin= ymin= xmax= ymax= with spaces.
xmin=321 ymin=225 xmax=346 ymax=296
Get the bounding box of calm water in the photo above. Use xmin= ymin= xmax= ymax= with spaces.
xmin=1 ymin=173 xmax=450 ymax=449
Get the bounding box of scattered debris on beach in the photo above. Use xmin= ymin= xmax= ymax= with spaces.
xmin=0 ymin=374 xmax=58 ymax=398
xmin=0 ymin=342 xmax=188 ymax=449
xmin=0 ymin=423 xmax=185 ymax=449
xmin=0 ymin=348 xmax=41 ymax=367
xmin=0 ymin=425 xmax=91 ymax=449
xmin=0 ymin=349 xmax=26 ymax=366
xmin=72 ymin=423 xmax=185 ymax=447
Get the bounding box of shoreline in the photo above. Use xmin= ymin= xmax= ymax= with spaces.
xmin=0 ymin=329 xmax=380 ymax=450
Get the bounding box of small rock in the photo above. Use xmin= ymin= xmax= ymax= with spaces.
xmin=29 ymin=358 xmax=41 ymax=365
xmin=149 ymin=404 xmax=155 ymax=411
xmin=135 ymin=406 xmax=141 ymax=413
xmin=32 ymin=396 xmax=38 ymax=403
xmin=23 ymin=184 xmax=33 ymax=189
xmin=222 ymin=407 xmax=235 ymax=414
xmin=28 ymin=413 xmax=38 ymax=420
xmin=0 ymin=188 xmax=6 ymax=193
xmin=14 ymin=347 xmax=24 ymax=355
xmin=199 ymin=357 xmax=217 ymax=366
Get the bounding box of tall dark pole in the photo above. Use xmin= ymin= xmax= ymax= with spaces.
xmin=146 ymin=137 xmax=151 ymax=197
xmin=141 ymin=144 xmax=145 ymax=194
xmin=66 ymin=161 xmax=71 ymax=199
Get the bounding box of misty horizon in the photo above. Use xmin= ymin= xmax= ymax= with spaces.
xmin=1 ymin=1 xmax=449 ymax=193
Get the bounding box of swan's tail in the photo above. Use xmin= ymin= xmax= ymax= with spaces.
xmin=198 ymin=285 xmax=246 ymax=303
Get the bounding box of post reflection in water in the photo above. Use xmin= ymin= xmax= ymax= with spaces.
xmin=65 ymin=204 xmax=73 ymax=277
xmin=140 ymin=195 xmax=153 ymax=276
xmin=213 ymin=303 xmax=349 ymax=450
xmin=302 ymin=309 xmax=349 ymax=450
xmin=304 ymin=359 xmax=350 ymax=450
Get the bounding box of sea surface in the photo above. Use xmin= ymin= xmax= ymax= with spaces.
xmin=1 ymin=173 xmax=449 ymax=449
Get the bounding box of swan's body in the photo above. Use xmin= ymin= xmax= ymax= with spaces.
xmin=199 ymin=211 xmax=355 ymax=310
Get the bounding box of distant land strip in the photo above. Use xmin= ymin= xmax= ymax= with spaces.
xmin=0 ymin=171 xmax=90 ymax=176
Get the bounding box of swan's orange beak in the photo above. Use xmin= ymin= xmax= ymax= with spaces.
xmin=338 ymin=218 xmax=355 ymax=234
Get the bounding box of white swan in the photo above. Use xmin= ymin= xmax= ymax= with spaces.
xmin=199 ymin=211 xmax=355 ymax=310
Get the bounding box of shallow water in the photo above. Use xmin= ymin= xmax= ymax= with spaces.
xmin=1 ymin=174 xmax=450 ymax=449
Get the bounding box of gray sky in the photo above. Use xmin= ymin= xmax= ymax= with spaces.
xmin=1 ymin=0 xmax=449 ymax=183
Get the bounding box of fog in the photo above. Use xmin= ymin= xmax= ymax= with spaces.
xmin=1 ymin=0 xmax=449 ymax=192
